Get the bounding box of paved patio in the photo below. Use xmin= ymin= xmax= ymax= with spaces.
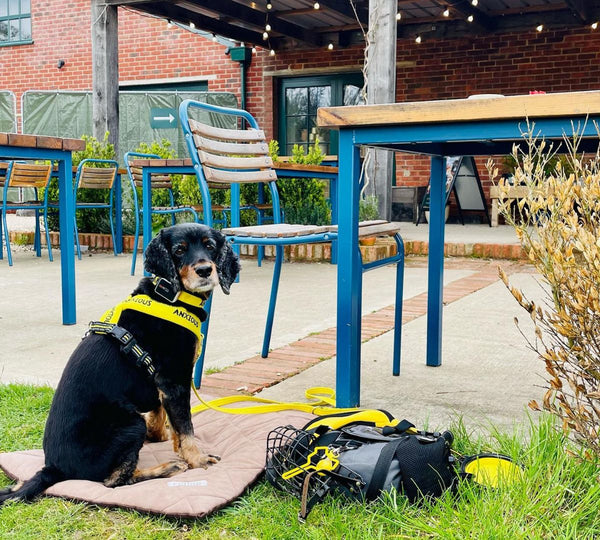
xmin=0 ymin=216 xmax=547 ymax=433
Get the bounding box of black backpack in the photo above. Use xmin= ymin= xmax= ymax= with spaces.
xmin=266 ymin=411 xmax=457 ymax=521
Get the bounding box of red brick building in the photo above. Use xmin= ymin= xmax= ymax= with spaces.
xmin=1 ymin=0 xmax=600 ymax=205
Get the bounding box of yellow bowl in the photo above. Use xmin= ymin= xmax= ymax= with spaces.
xmin=461 ymin=454 xmax=523 ymax=488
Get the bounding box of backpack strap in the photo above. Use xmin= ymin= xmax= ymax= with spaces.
xmin=364 ymin=436 xmax=409 ymax=501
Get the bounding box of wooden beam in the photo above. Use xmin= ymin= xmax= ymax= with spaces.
xmin=317 ymin=0 xmax=369 ymax=26
xmin=365 ymin=0 xmax=397 ymax=221
xmin=91 ymin=0 xmax=119 ymax=155
xmin=173 ymin=0 xmax=323 ymax=47
xmin=130 ymin=2 xmax=268 ymax=46
xmin=565 ymin=0 xmax=591 ymax=23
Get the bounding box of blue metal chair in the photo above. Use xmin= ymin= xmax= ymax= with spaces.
xmin=124 ymin=152 xmax=201 ymax=275
xmin=180 ymin=100 xmax=406 ymax=388
xmin=1 ymin=162 xmax=53 ymax=266
xmin=72 ymin=158 xmax=120 ymax=259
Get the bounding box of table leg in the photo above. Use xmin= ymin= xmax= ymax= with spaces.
xmin=142 ymin=169 xmax=152 ymax=276
xmin=336 ymin=131 xmax=362 ymax=407
xmin=426 ymin=155 xmax=446 ymax=367
xmin=58 ymin=156 xmax=76 ymax=325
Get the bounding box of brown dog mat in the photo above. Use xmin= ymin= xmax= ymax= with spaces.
xmin=0 ymin=396 xmax=314 ymax=518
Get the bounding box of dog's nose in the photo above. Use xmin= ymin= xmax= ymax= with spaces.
xmin=195 ymin=263 xmax=212 ymax=278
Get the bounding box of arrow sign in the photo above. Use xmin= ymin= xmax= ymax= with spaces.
xmin=150 ymin=107 xmax=178 ymax=129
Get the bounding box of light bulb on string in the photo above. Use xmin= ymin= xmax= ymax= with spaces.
xmin=536 ymin=24 xmax=544 ymax=32
xmin=266 ymin=1 xmax=272 ymax=9
xmin=265 ymin=23 xmax=271 ymax=31
xmin=442 ymin=8 xmax=449 ymax=17
xmin=396 ymin=11 xmax=401 ymax=20
xmin=592 ymin=22 xmax=599 ymax=30
xmin=415 ymin=35 xmax=422 ymax=43
xmin=327 ymin=42 xmax=334 ymax=50
xmin=263 ymin=31 xmax=269 ymax=40
xmin=467 ymin=14 xmax=474 ymax=22
xmin=313 ymin=2 xmax=320 ymax=9
xmin=270 ymin=49 xmax=275 ymax=56
xmin=189 ymin=21 xmax=195 ymax=29
xmin=471 ymin=0 xmax=478 ymax=5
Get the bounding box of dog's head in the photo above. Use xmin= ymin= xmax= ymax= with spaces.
xmin=144 ymin=223 xmax=240 ymax=296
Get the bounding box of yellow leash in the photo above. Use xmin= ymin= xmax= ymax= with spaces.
xmin=190 ymin=386 xmax=361 ymax=416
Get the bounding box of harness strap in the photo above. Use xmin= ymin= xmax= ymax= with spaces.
xmin=88 ymin=321 xmax=156 ymax=379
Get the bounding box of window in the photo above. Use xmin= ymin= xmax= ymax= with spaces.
xmin=0 ymin=0 xmax=32 ymax=45
xmin=279 ymin=73 xmax=364 ymax=155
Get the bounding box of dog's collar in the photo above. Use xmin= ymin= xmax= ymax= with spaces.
xmin=99 ymin=294 xmax=204 ymax=343
xmin=152 ymin=276 xmax=207 ymax=308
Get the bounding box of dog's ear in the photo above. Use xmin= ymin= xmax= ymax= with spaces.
xmin=144 ymin=230 xmax=180 ymax=291
xmin=215 ymin=238 xmax=240 ymax=295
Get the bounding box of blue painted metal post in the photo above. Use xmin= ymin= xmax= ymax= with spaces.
xmin=114 ymin=174 xmax=123 ymax=253
xmin=426 ymin=155 xmax=446 ymax=367
xmin=58 ymin=155 xmax=76 ymax=324
xmin=336 ymin=130 xmax=362 ymax=407
xmin=230 ymin=183 xmax=241 ymax=262
xmin=330 ymin=175 xmax=338 ymax=265
xmin=142 ymin=168 xmax=153 ymax=276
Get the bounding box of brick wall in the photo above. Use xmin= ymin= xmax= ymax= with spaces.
xmin=1 ymin=3 xmax=599 ymax=207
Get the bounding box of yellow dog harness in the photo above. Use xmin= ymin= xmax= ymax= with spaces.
xmin=88 ymin=287 xmax=206 ymax=378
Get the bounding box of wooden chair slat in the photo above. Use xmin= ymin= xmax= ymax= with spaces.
xmin=8 ymin=163 xmax=52 ymax=188
xmin=203 ymin=167 xmax=277 ymax=184
xmin=79 ymin=167 xmax=117 ymax=189
xmin=222 ymin=223 xmax=336 ymax=238
xmin=189 ymin=119 xmax=266 ymax=142
xmin=198 ymin=150 xmax=273 ymax=170
xmin=193 ymin=134 xmax=269 ymax=156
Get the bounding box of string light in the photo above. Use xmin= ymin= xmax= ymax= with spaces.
xmin=266 ymin=1 xmax=272 ymax=9
xmin=252 ymin=46 xmax=257 ymax=53
xmin=467 ymin=14 xmax=474 ymax=22
xmin=442 ymin=7 xmax=449 ymax=17
xmin=212 ymin=33 xmax=217 ymax=41
xmin=592 ymin=22 xmax=598 ymax=30
xmin=270 ymin=49 xmax=275 ymax=55
xmin=265 ymin=23 xmax=271 ymax=31
xmin=471 ymin=0 xmax=478 ymax=5
xmin=396 ymin=11 xmax=401 ymax=20
xmin=263 ymin=31 xmax=269 ymax=39
xmin=415 ymin=35 xmax=422 ymax=43
xmin=313 ymin=2 xmax=320 ymax=9
xmin=166 ymin=19 xmax=172 ymax=28
xmin=189 ymin=21 xmax=195 ymax=29
xmin=327 ymin=42 xmax=334 ymax=50
xmin=536 ymin=24 xmax=544 ymax=32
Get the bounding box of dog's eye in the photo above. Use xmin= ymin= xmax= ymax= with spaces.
xmin=174 ymin=245 xmax=187 ymax=256
xmin=205 ymin=243 xmax=215 ymax=251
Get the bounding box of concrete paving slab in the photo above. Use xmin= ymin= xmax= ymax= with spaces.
xmin=258 ymin=272 xmax=547 ymax=434
xmin=0 ymin=249 xmax=474 ymax=386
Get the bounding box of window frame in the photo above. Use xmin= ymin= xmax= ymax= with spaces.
xmin=0 ymin=0 xmax=33 ymax=47
xmin=278 ymin=73 xmax=363 ymax=156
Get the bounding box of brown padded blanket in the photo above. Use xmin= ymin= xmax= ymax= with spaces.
xmin=0 ymin=396 xmax=314 ymax=518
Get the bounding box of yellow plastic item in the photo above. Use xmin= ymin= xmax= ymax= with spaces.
xmin=461 ymin=454 xmax=523 ymax=488
xmin=281 ymin=447 xmax=340 ymax=480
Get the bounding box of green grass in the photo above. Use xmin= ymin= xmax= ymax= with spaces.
xmin=1 ymin=384 xmax=599 ymax=539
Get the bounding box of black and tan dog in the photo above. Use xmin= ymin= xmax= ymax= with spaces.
xmin=0 ymin=223 xmax=240 ymax=504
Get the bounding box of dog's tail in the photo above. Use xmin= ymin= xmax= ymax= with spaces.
xmin=0 ymin=466 xmax=63 ymax=505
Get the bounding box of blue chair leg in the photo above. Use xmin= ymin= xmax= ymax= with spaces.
xmin=34 ymin=210 xmax=41 ymax=257
xmin=2 ymin=210 xmax=13 ymax=266
xmin=0 ymin=213 xmax=3 ymax=260
xmin=256 ymin=209 xmax=264 ymax=267
xmin=109 ymin=204 xmax=117 ymax=256
xmin=261 ymin=244 xmax=284 ymax=358
xmin=43 ymin=210 xmax=53 ymax=262
xmin=74 ymin=216 xmax=82 ymax=260
xmin=193 ymin=294 xmax=213 ymax=388
xmin=392 ymin=234 xmax=405 ymax=376
xmin=130 ymin=210 xmax=140 ymax=276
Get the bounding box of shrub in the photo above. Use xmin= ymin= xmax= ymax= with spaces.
xmin=489 ymin=132 xmax=600 ymax=458
xmin=359 ymin=194 xmax=379 ymax=221
xmin=269 ymin=139 xmax=331 ymax=226
xmin=46 ymin=133 xmax=116 ymax=233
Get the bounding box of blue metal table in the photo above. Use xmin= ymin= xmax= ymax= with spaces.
xmin=0 ymin=132 xmax=85 ymax=325
xmin=318 ymin=90 xmax=600 ymax=407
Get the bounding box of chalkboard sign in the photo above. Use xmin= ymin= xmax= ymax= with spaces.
xmin=417 ymin=156 xmax=491 ymax=226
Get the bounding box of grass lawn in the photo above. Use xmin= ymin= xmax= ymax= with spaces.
xmin=1 ymin=383 xmax=599 ymax=539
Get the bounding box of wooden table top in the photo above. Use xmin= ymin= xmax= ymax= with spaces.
xmin=317 ymin=90 xmax=600 ymax=129
xmin=0 ymin=132 xmax=86 ymax=151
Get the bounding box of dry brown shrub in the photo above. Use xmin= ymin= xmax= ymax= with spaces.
xmin=488 ymin=128 xmax=600 ymax=458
